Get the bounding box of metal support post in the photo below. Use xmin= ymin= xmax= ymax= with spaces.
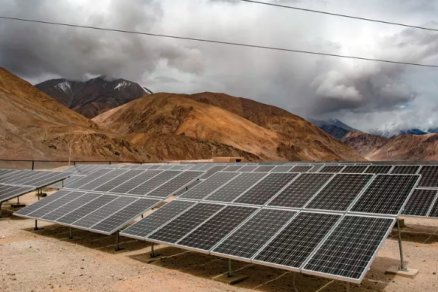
xmin=141 ymin=214 xmax=144 ymax=218
xmin=34 ymin=220 xmax=39 ymax=230
xmin=17 ymin=196 xmax=20 ymax=204
xmin=69 ymin=227 xmax=73 ymax=240
xmin=228 ymin=259 xmax=232 ymax=278
xmin=346 ymin=282 xmax=350 ymax=292
xmin=397 ymin=219 xmax=407 ymax=271
xmin=150 ymin=243 xmax=159 ymax=258
xmin=115 ymin=232 xmax=120 ymax=251
xmin=31 ymin=161 xmax=35 ymax=170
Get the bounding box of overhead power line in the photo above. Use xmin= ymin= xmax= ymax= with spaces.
xmin=0 ymin=15 xmax=437 ymax=68
xmin=241 ymin=0 xmax=438 ymax=33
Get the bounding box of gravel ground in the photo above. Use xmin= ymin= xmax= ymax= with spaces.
xmin=1 ymin=192 xmax=438 ymax=292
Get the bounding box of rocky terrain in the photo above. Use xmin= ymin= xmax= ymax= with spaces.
xmin=342 ymin=131 xmax=390 ymax=158
xmin=36 ymin=77 xmax=151 ymax=118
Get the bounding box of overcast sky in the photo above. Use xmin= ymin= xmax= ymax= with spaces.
xmin=1 ymin=0 xmax=438 ymax=132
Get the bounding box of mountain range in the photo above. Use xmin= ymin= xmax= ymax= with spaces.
xmin=0 ymin=67 xmax=363 ymax=162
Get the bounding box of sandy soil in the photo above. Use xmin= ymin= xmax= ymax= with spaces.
xmin=1 ymin=193 xmax=438 ymax=292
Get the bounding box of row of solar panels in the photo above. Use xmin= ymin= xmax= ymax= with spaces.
xmin=121 ymin=199 xmax=394 ymax=283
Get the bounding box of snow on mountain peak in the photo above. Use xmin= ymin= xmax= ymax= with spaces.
xmin=55 ymin=81 xmax=72 ymax=94
xmin=114 ymin=81 xmax=131 ymax=90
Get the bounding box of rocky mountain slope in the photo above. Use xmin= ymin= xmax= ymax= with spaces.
xmin=35 ymin=77 xmax=151 ymax=118
xmin=94 ymin=92 xmax=364 ymax=161
xmin=0 ymin=67 xmax=156 ymax=161
xmin=341 ymin=131 xmax=390 ymax=158
xmin=308 ymin=118 xmax=357 ymax=139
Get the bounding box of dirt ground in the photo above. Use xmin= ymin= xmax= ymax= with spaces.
xmin=1 ymin=192 xmax=438 ymax=292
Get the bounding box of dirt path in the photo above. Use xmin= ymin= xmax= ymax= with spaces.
xmin=1 ymin=193 xmax=438 ymax=292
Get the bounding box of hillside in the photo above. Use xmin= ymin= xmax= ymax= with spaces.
xmin=367 ymin=133 xmax=438 ymax=161
xmin=94 ymin=93 xmax=364 ymax=161
xmin=36 ymin=77 xmax=151 ymax=118
xmin=0 ymin=67 xmax=156 ymax=161
xmin=342 ymin=131 xmax=390 ymax=158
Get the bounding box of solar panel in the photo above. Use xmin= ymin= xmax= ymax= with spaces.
xmin=72 ymin=196 xmax=138 ymax=228
xmin=253 ymin=165 xmax=276 ymax=173
xmin=238 ymin=165 xmax=259 ymax=172
xmin=42 ymin=192 xmax=101 ymax=221
xmin=341 ymin=165 xmax=368 ymax=173
xmin=364 ymin=165 xmax=393 ymax=174
xmin=270 ymin=166 xmax=294 ymax=173
xmin=0 ymin=185 xmax=35 ymax=203
xmin=14 ymin=190 xmax=72 ymax=217
xmin=78 ymin=169 xmax=127 ymax=191
xmin=351 ymin=174 xmax=420 ymax=215
xmin=158 ymin=165 xmax=173 ymax=170
xmin=212 ymin=209 xmax=297 ymax=260
xmin=268 ymin=173 xmax=334 ymax=208
xmin=109 ymin=170 xmax=162 ymax=194
xmin=26 ymin=191 xmax=86 ymax=218
xmin=199 ymin=166 xmax=228 ymax=179
xmin=146 ymin=171 xmax=203 ymax=198
xmin=234 ymin=173 xmax=299 ymax=206
xmin=222 ymin=166 xmax=243 ymax=172
xmin=94 ymin=170 xmax=144 ymax=192
xmin=391 ymin=165 xmax=420 ymax=174
xmin=402 ymin=189 xmax=438 ymax=217
xmin=418 ymin=166 xmax=438 ymax=187
xmin=305 ymin=174 xmax=374 ymax=211
xmin=147 ymin=164 xmax=164 ymax=170
xmin=6 ymin=171 xmax=45 ymax=185
xmin=177 ymin=205 xmax=257 ymax=251
xmin=319 ymin=165 xmax=345 ymax=173
xmin=179 ymin=172 xmax=239 ymax=200
xmin=90 ymin=198 xmax=160 ymax=235
xmin=303 ymin=215 xmax=394 ymax=283
xmin=56 ymin=194 xmax=118 ymax=225
xmin=147 ymin=203 xmax=225 ymax=244
xmin=51 ymin=175 xmax=84 ymax=189
xmin=205 ymin=172 xmax=267 ymax=203
xmin=253 ymin=212 xmax=341 ymax=271
xmin=128 ymin=171 xmax=182 ymax=196
xmin=121 ymin=200 xmax=196 ymax=239
xmin=290 ymin=165 xmax=314 ymax=173
xmin=65 ymin=169 xmax=113 ymax=189
xmin=309 ymin=164 xmax=324 ymax=173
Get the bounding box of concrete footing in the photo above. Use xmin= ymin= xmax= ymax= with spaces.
xmin=37 ymin=193 xmax=47 ymax=198
xmin=214 ymin=274 xmax=248 ymax=285
xmin=385 ymin=266 xmax=419 ymax=279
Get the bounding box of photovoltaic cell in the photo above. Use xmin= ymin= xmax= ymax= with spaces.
xmin=72 ymin=196 xmax=138 ymax=228
xmin=146 ymin=171 xmax=202 ymax=198
xmin=121 ymin=200 xmax=196 ymax=239
xmin=0 ymin=185 xmax=35 ymax=202
xmin=94 ymin=170 xmax=144 ymax=192
xmin=212 ymin=209 xmax=297 ymax=259
xmin=303 ymin=216 xmax=394 ymax=282
xmin=128 ymin=171 xmax=182 ymax=196
xmin=290 ymin=165 xmax=314 ymax=173
xmin=79 ymin=169 xmax=127 ymax=191
xmin=42 ymin=192 xmax=102 ymax=221
xmin=148 ymin=203 xmax=224 ymax=244
xmin=351 ymin=174 xmax=420 ymax=215
xmin=253 ymin=165 xmax=276 ymax=173
xmin=254 ymin=212 xmax=341 ymax=270
xmin=391 ymin=165 xmax=420 ymax=174
xmin=222 ymin=166 xmax=242 ymax=172
xmin=180 ymin=172 xmax=239 ymax=200
xmin=270 ymin=166 xmax=294 ymax=173
xmin=341 ymin=165 xmax=368 ymax=174
xmin=178 ymin=205 xmax=257 ymax=251
xmin=27 ymin=191 xmax=86 ymax=218
xmin=234 ymin=173 xmax=299 ymax=206
xmin=319 ymin=165 xmax=345 ymax=173
xmin=66 ymin=169 xmax=113 ymax=189
xmin=306 ymin=174 xmax=373 ymax=211
xmin=91 ymin=198 xmax=160 ymax=234
xmin=365 ymin=165 xmax=392 ymax=174
xmin=309 ymin=164 xmax=324 ymax=173
xmin=238 ymin=165 xmax=259 ymax=172
xmin=199 ymin=166 xmax=228 ymax=179
xmin=14 ymin=190 xmax=71 ymax=216
xmin=205 ymin=173 xmax=267 ymax=203
xmin=428 ymin=197 xmax=438 ymax=218
xmin=109 ymin=170 xmax=162 ymax=194
xmin=402 ymin=189 xmax=437 ymax=216
xmin=418 ymin=166 xmax=438 ymax=187
xmin=268 ymin=173 xmax=334 ymax=208
xmin=57 ymin=194 xmax=118 ymax=225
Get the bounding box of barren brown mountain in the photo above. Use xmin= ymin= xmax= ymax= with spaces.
xmin=94 ymin=93 xmax=364 ymax=161
xmin=367 ymin=133 xmax=438 ymax=161
xmin=0 ymin=67 xmax=156 ymax=162
xmin=342 ymin=131 xmax=390 ymax=158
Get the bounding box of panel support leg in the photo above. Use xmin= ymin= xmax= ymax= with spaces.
xmin=228 ymin=259 xmax=232 ymax=278
xmin=17 ymin=196 xmax=20 ymax=204
xmin=69 ymin=227 xmax=73 ymax=240
xmin=150 ymin=243 xmax=156 ymax=258
xmin=397 ymin=218 xmax=407 ymax=271
xmin=115 ymin=231 xmax=120 ymax=251
xmin=34 ymin=220 xmax=39 ymax=231
xmin=141 ymin=214 xmax=143 ymax=218
xmin=346 ymin=282 xmax=350 ymax=292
